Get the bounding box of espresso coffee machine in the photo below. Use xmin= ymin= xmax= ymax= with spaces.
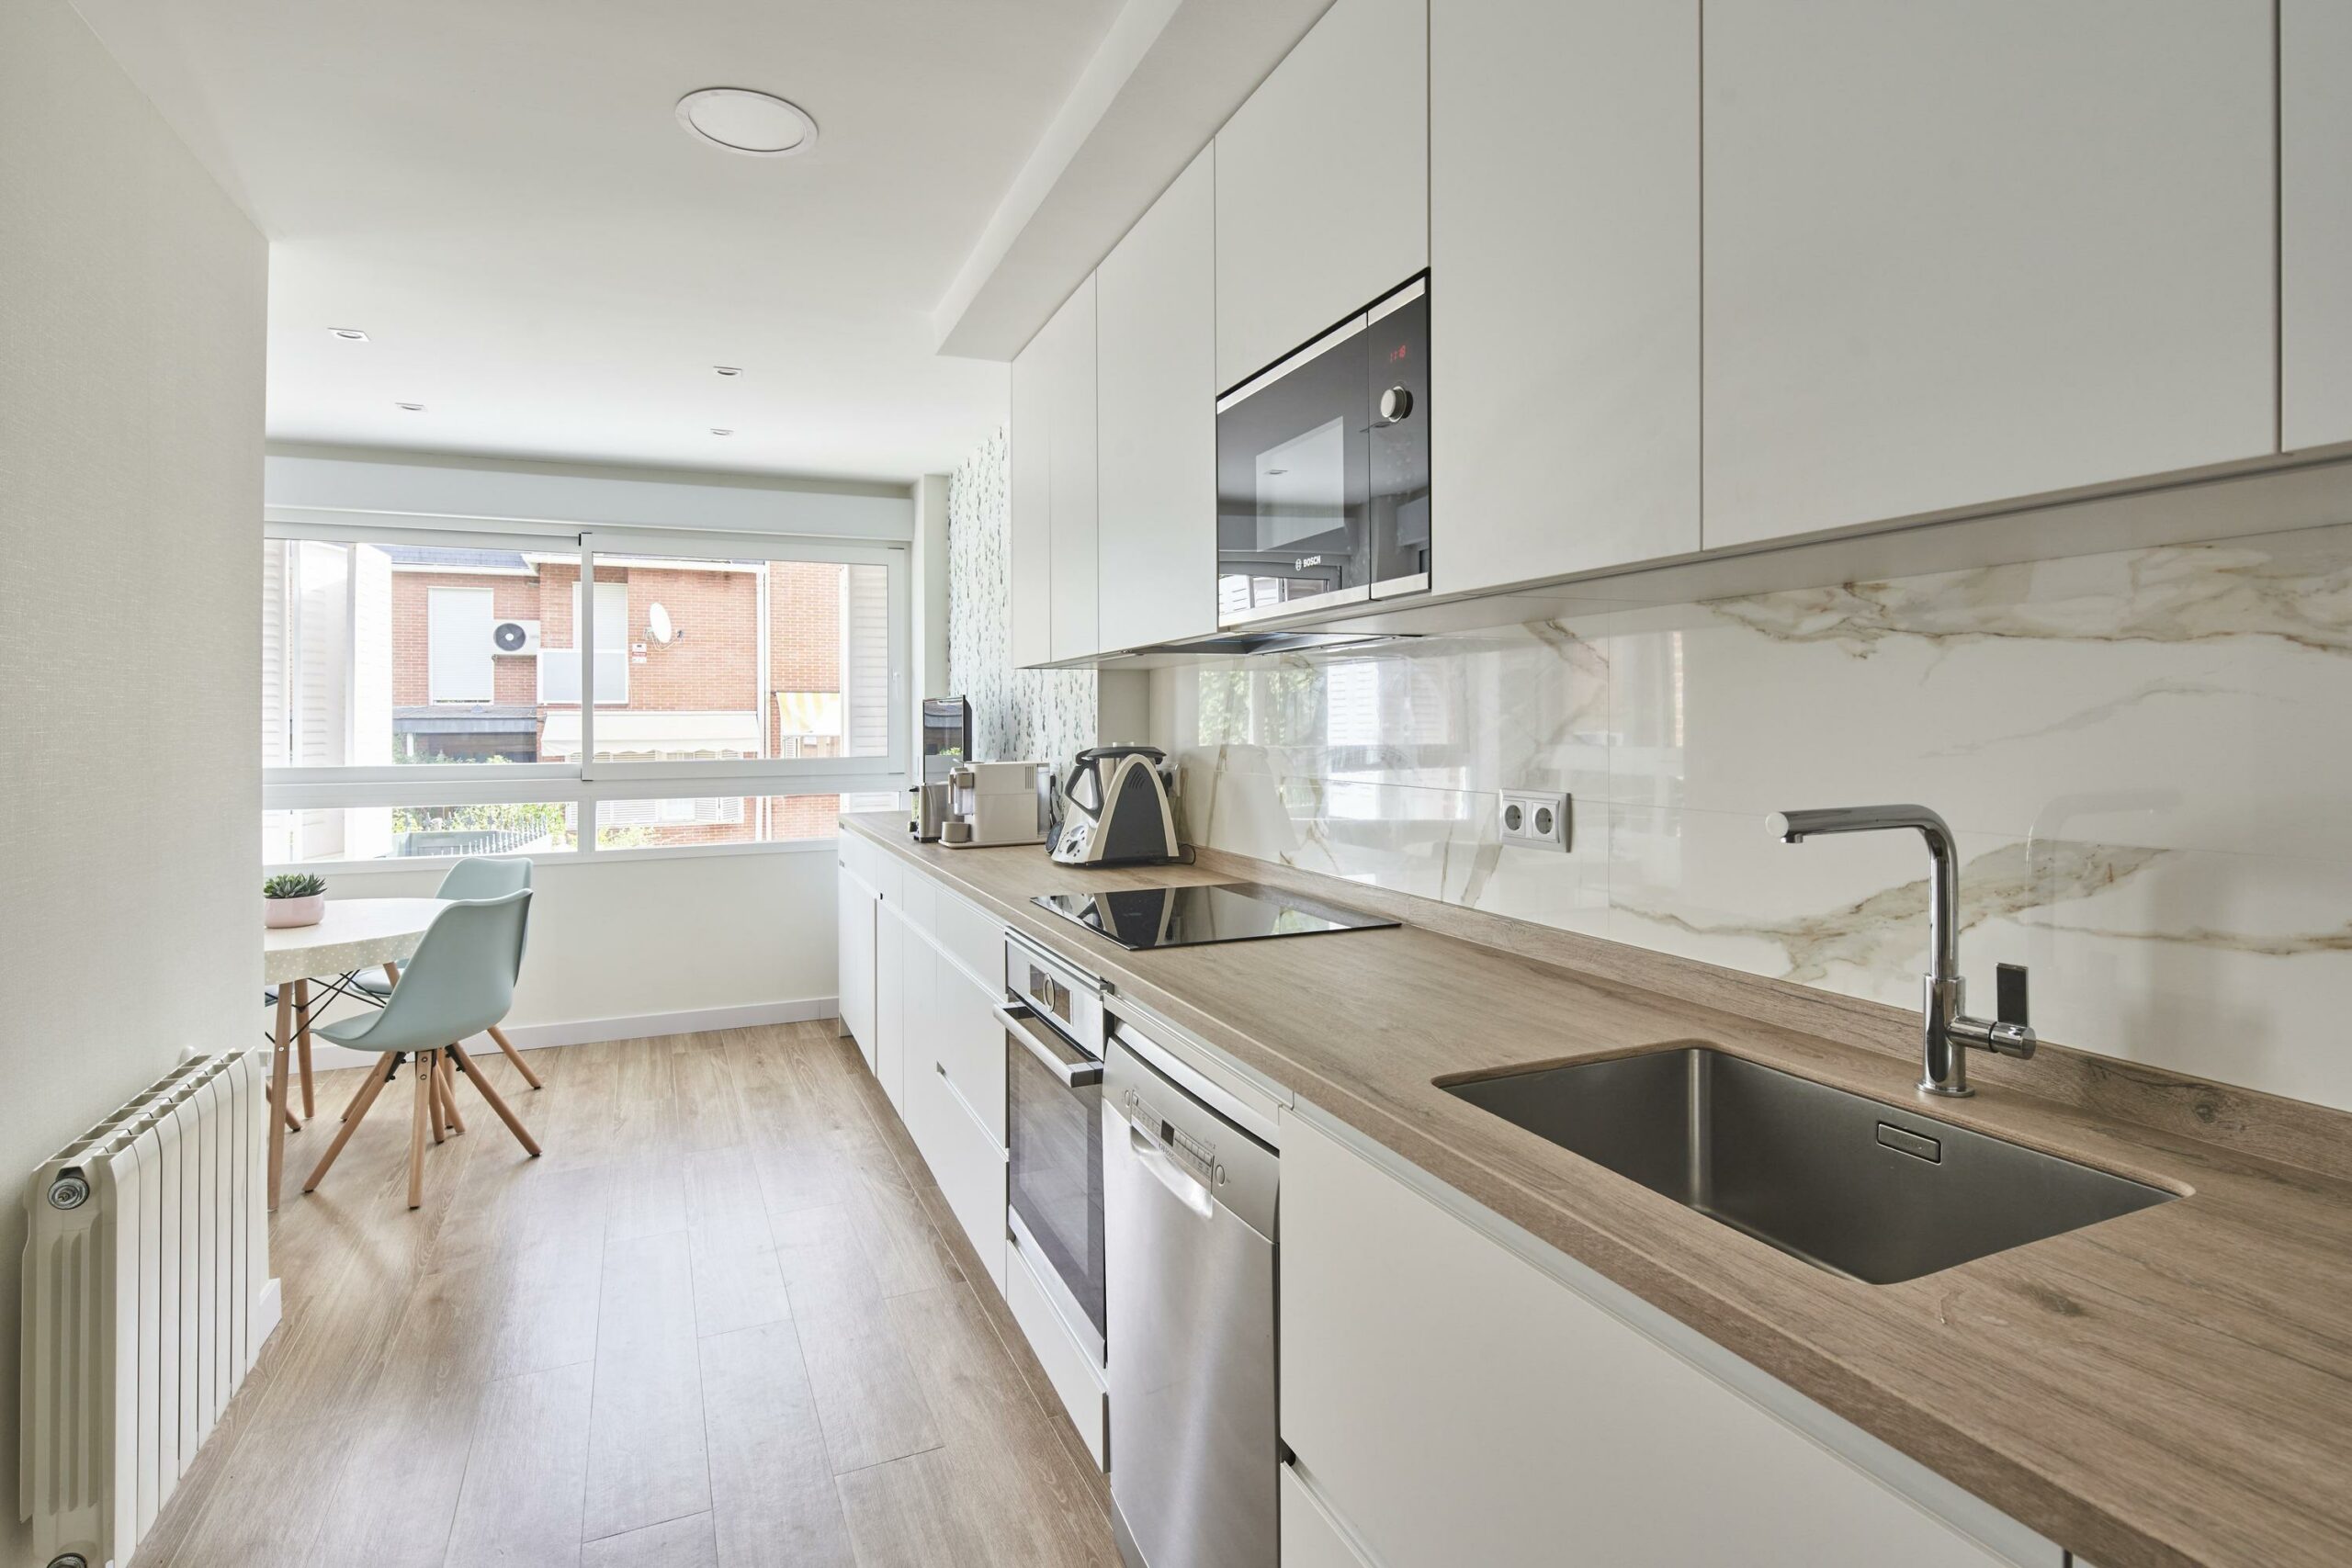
xmin=910 ymin=697 xmax=972 ymax=841
xmin=941 ymin=761 xmax=1051 ymax=847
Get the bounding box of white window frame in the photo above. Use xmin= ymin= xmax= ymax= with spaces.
xmin=260 ymin=517 xmax=911 ymax=865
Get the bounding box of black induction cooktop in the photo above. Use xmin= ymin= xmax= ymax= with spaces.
xmin=1030 ymin=881 xmax=1399 ymax=951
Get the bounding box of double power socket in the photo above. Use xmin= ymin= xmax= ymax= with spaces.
xmin=1498 ymin=789 xmax=1571 ymax=852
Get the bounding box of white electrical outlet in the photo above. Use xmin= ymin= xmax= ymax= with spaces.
xmin=1499 ymin=790 xmax=1571 ymax=852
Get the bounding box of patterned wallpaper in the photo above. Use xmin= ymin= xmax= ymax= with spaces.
xmin=945 ymin=426 xmax=1097 ymax=767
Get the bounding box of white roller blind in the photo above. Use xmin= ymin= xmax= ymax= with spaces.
xmin=427 ymin=586 xmax=494 ymax=703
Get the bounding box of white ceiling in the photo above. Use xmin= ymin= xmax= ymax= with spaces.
xmin=74 ymin=0 xmax=1125 ymax=483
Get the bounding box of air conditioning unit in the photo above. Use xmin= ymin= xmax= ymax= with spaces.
xmin=491 ymin=619 xmax=541 ymax=656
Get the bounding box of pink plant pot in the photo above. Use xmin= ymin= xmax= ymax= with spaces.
xmin=265 ymin=893 xmax=326 ymax=929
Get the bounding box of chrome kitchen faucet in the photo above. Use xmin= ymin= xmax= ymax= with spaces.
xmin=1767 ymin=805 xmax=2035 ymax=1097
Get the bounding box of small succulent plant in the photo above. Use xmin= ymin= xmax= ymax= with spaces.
xmin=263 ymin=873 xmax=326 ymax=900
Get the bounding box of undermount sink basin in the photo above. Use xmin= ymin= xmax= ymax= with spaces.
xmin=1442 ymin=1045 xmax=2177 ymax=1284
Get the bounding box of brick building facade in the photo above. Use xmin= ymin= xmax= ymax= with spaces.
xmin=385 ymin=547 xmax=871 ymax=847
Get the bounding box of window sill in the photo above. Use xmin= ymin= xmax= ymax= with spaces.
xmin=265 ymin=836 xmax=844 ymax=877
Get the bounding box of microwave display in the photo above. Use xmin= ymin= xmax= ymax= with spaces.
xmin=1216 ymin=276 xmax=1430 ymax=626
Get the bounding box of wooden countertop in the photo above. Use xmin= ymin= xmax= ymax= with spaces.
xmin=842 ymin=817 xmax=2352 ymax=1568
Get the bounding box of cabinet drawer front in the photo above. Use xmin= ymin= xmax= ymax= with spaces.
xmin=1005 ymin=1233 xmax=1108 ymax=1469
xmin=934 ymin=887 xmax=1004 ymax=992
xmin=933 ymin=964 xmax=1008 ymax=1145
xmin=1279 ymin=1464 xmax=1375 ymax=1568
xmin=909 ymin=1057 xmax=1007 ymax=1292
xmin=1280 ymin=1114 xmax=2030 ymax=1568
xmin=894 ymin=867 xmax=937 ymax=940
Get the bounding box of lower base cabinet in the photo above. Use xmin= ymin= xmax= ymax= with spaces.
xmin=1279 ymin=1463 xmax=1374 ymax=1568
xmin=1279 ymin=1111 xmax=2048 ymax=1568
xmin=1007 ymin=1230 xmax=1108 ymax=1469
xmin=906 ymin=1030 xmax=1008 ymax=1294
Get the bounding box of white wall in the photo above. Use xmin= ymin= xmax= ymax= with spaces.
xmin=304 ymin=851 xmax=839 ymax=1052
xmin=0 ymin=2 xmax=266 ymax=1559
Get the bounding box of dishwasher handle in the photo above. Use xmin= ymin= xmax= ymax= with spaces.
xmin=994 ymin=1000 xmax=1104 ymax=1088
xmin=1123 ymin=1114 xmax=1216 ymax=1220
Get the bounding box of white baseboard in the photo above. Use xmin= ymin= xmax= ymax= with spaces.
xmin=304 ymin=996 xmax=840 ymax=1070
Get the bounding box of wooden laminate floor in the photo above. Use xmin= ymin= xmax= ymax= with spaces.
xmin=141 ymin=1022 xmax=1118 ymax=1568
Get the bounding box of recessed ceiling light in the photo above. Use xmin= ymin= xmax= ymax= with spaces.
xmin=675 ymin=88 xmax=817 ymax=158
xmin=713 ymin=366 xmax=742 ymax=377
xmin=329 ymin=327 xmax=369 ymax=342
xmin=710 ymin=427 xmax=735 ymax=436
xmin=395 ymin=401 xmax=425 ymax=412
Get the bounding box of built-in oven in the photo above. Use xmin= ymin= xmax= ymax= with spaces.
xmin=997 ymin=931 xmax=1108 ymax=1363
xmin=1216 ymin=275 xmax=1430 ymax=626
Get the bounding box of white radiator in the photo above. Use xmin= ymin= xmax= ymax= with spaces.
xmin=18 ymin=1049 xmax=279 ymax=1568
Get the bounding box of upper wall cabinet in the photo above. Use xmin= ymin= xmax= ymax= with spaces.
xmin=1010 ymin=321 xmax=1056 ymax=669
xmin=1046 ymin=277 xmax=1100 ymax=663
xmin=1430 ymin=0 xmax=1698 ymax=594
xmin=1097 ymin=149 xmax=1220 ymax=651
xmin=2283 ymin=0 xmax=2352 ymax=452
xmin=1213 ymin=0 xmax=1429 ymax=390
xmin=1702 ymin=0 xmax=2277 ymax=550
xmin=1011 ymin=277 xmax=1100 ymax=667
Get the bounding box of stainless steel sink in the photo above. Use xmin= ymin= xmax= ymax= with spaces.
xmin=1442 ymin=1045 xmax=2176 ymax=1283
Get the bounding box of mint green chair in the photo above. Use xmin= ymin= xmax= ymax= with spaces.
xmin=302 ymin=888 xmax=541 ymax=1209
xmin=348 ymin=856 xmax=543 ymax=1089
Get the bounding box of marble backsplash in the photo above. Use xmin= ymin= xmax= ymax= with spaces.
xmin=1149 ymin=523 xmax=2352 ymax=1114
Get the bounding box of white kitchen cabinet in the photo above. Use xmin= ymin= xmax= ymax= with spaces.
xmin=905 ymin=1037 xmax=1008 ymax=1292
xmin=929 ymin=960 xmax=1008 ymax=1145
xmin=874 ymin=898 xmax=919 ymax=1115
xmin=1213 ymin=0 xmax=1428 ymax=389
xmin=1279 ymin=1463 xmax=1375 ymax=1568
xmin=1096 ymin=147 xmax=1218 ymax=649
xmin=1702 ymin=0 xmax=2276 ymax=549
xmin=1429 ymin=0 xmax=1698 ymax=593
xmin=1280 ymin=1112 xmax=2044 ymax=1567
xmin=1010 ymin=319 xmax=1056 ymax=669
xmin=2283 ymin=0 xmax=2352 ymax=452
xmin=1046 ymin=276 xmax=1100 ymax=663
xmin=835 ymin=860 xmax=877 ymax=1070
xmin=1006 ymin=1230 xmax=1108 ymax=1469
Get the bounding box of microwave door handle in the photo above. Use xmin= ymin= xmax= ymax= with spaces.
xmin=994 ymin=1001 xmax=1104 ymax=1088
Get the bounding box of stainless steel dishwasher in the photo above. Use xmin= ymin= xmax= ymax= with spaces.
xmin=1103 ymin=1025 xmax=1279 ymax=1568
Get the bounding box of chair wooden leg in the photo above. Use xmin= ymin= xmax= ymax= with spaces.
xmin=293 ymin=978 xmax=316 ymax=1118
xmin=428 ymin=1052 xmax=446 ymax=1147
xmin=304 ymin=1054 xmax=394 ymax=1193
xmin=269 ymin=990 xmax=293 ymax=1212
xmin=449 ymin=1042 xmax=539 ymax=1157
xmin=339 ymin=1055 xmax=391 ymax=1123
xmin=409 ymin=1052 xmax=433 ymax=1210
xmin=486 ymin=1024 xmax=542 ymax=1090
xmin=437 ymin=1055 xmax=467 ymax=1134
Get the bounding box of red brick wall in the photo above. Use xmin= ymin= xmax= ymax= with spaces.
xmin=389 ymin=570 xmax=544 ymax=706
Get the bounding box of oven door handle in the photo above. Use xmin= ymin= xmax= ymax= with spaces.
xmin=994 ymin=1000 xmax=1104 ymax=1088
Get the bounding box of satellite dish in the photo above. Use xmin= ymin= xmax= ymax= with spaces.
xmin=648 ymin=603 xmax=677 ymax=645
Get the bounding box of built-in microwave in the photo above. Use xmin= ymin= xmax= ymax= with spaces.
xmin=1215 ymin=275 xmax=1430 ymax=626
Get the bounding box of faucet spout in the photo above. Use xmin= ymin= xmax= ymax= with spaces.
xmin=1767 ymin=803 xmax=2030 ymax=1097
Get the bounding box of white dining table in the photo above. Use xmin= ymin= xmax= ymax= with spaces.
xmin=263 ymin=897 xmax=447 ymax=1210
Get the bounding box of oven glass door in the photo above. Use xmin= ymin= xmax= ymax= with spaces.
xmin=1005 ymin=1010 xmax=1107 ymax=1341
xmin=1216 ymin=320 xmax=1372 ymax=622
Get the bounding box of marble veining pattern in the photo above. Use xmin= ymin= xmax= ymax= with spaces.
xmin=946 ymin=426 xmax=1097 ymax=768
xmin=1150 ymin=524 xmax=2352 ymax=1112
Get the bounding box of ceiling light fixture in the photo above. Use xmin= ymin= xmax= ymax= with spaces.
xmin=675 ymin=87 xmax=817 ymax=158
xmin=329 ymin=327 xmax=369 ymax=342
xmin=395 ymin=401 xmax=425 ymax=412
xmin=710 ymin=427 xmax=734 ymax=436
xmin=713 ymin=366 xmax=742 ymax=377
